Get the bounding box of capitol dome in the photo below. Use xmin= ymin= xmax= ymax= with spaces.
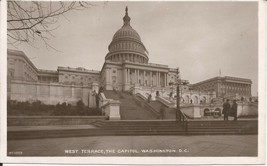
xmin=105 ymin=7 xmax=149 ymax=64
xmin=112 ymin=25 xmax=141 ymax=42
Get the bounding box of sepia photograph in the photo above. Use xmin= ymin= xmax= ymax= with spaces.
xmin=1 ymin=0 xmax=265 ymax=164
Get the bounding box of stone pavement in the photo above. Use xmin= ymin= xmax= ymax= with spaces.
xmin=8 ymin=135 xmax=257 ymax=157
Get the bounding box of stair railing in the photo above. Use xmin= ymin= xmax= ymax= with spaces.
xmin=135 ymin=93 xmax=160 ymax=117
xmin=156 ymin=96 xmax=176 ymax=108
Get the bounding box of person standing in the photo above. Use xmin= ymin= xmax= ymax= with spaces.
xmin=169 ymin=92 xmax=173 ymax=101
xmin=147 ymin=94 xmax=152 ymax=103
xmin=222 ymin=99 xmax=230 ymax=121
xmin=232 ymin=100 xmax=238 ymax=121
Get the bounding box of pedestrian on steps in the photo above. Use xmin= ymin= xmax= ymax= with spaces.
xmin=148 ymin=94 xmax=152 ymax=103
xmin=222 ymin=99 xmax=230 ymax=121
xmin=232 ymin=100 xmax=238 ymax=121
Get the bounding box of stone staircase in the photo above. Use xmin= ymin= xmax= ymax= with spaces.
xmin=104 ymin=90 xmax=158 ymax=120
xmin=92 ymin=119 xmax=258 ymax=135
xmin=92 ymin=120 xmax=184 ymax=135
xmin=7 ymin=119 xmax=258 ymax=140
xmin=135 ymin=95 xmax=176 ymax=119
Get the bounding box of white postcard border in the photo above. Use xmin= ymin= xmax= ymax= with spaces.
xmin=0 ymin=0 xmax=266 ymax=164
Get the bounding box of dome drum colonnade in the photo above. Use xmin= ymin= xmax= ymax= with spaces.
xmin=101 ymin=7 xmax=177 ymax=91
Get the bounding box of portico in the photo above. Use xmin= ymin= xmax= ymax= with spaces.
xmin=123 ymin=61 xmax=169 ymax=89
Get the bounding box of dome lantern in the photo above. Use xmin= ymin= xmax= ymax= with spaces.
xmin=123 ymin=6 xmax=131 ymax=26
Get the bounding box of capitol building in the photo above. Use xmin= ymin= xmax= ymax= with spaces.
xmin=7 ymin=7 xmax=252 ymax=111
xmin=100 ymin=7 xmax=179 ymax=92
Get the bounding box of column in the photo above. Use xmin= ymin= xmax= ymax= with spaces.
xmin=150 ymin=71 xmax=152 ymax=86
xmin=124 ymin=68 xmax=127 ymax=84
xmin=158 ymin=72 xmax=160 ymax=86
xmin=166 ymin=73 xmax=168 ymax=87
xmin=159 ymin=72 xmax=161 ymax=87
xmin=139 ymin=70 xmax=142 ymax=85
xmin=144 ymin=70 xmax=146 ymax=86
xmin=165 ymin=73 xmax=167 ymax=87
xmin=135 ymin=69 xmax=137 ymax=83
xmin=141 ymin=70 xmax=144 ymax=85
xmin=105 ymin=68 xmax=109 ymax=83
xmin=156 ymin=72 xmax=158 ymax=87
xmin=108 ymin=68 xmax=111 ymax=83
xmin=126 ymin=69 xmax=128 ymax=83
xmin=156 ymin=72 xmax=158 ymax=86
xmin=137 ymin=69 xmax=139 ymax=84
xmin=127 ymin=69 xmax=130 ymax=83
xmin=143 ymin=70 xmax=145 ymax=85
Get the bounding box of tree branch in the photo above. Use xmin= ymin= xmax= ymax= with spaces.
xmin=7 ymin=1 xmax=96 ymax=51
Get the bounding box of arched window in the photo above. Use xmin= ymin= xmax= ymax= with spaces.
xmin=194 ymin=96 xmax=198 ymax=104
xmin=204 ymin=108 xmax=210 ymax=116
xmin=215 ymin=108 xmax=221 ymax=116
xmin=202 ymin=96 xmax=206 ymax=104
xmin=185 ymin=95 xmax=190 ymax=103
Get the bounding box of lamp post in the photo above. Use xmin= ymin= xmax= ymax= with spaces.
xmin=168 ymin=68 xmax=188 ymax=122
xmin=176 ymin=68 xmax=188 ymax=121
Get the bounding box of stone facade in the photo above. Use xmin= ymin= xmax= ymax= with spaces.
xmin=190 ymin=76 xmax=252 ymax=99
xmin=7 ymin=50 xmax=99 ymax=107
xmin=9 ymin=80 xmax=98 ymax=107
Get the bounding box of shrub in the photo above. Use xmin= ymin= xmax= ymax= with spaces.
xmin=7 ymin=99 xmax=103 ymax=116
xmin=76 ymin=100 xmax=85 ymax=110
xmin=32 ymin=100 xmax=42 ymax=111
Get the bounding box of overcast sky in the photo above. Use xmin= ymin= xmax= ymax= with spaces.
xmin=8 ymin=1 xmax=258 ymax=95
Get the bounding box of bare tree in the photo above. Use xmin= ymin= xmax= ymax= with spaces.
xmin=7 ymin=1 xmax=94 ymax=51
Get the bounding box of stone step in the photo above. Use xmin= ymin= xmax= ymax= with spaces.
xmin=97 ymin=125 xmax=257 ymax=131
xmin=7 ymin=119 xmax=257 ymax=140
xmin=92 ymin=119 xmax=257 ymax=135
xmin=7 ymin=125 xmax=257 ymax=140
xmin=94 ymin=120 xmax=257 ymax=125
